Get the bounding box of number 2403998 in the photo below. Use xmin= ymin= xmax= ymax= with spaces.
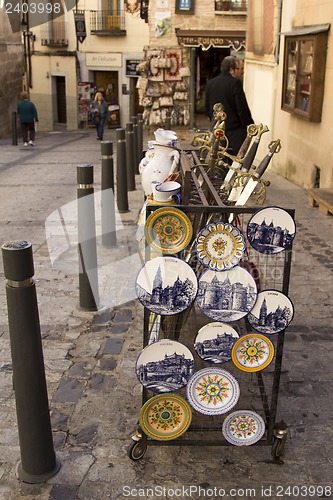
xmin=5 ymin=2 xmax=61 ymax=14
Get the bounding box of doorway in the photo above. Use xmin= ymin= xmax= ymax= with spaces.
xmin=55 ymin=76 xmax=67 ymax=124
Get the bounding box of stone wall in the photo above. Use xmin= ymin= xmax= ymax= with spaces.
xmin=0 ymin=11 xmax=24 ymax=140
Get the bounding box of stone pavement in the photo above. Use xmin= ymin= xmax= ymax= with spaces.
xmin=0 ymin=127 xmax=332 ymax=500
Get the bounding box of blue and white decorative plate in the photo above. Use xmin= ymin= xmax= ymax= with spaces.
xmin=196 ymin=267 xmax=257 ymax=322
xmin=135 ymin=256 xmax=198 ymax=315
xmin=194 ymin=222 xmax=246 ymax=271
xmin=247 ymin=206 xmax=296 ymax=254
xmin=186 ymin=367 xmax=240 ymax=416
xmin=222 ymin=410 xmax=266 ymax=446
xmin=194 ymin=322 xmax=239 ymax=364
xmin=136 ymin=339 xmax=195 ymax=393
xmin=248 ymin=289 xmax=294 ymax=334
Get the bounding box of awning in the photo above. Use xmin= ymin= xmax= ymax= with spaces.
xmin=175 ymin=29 xmax=246 ymax=50
xmin=281 ymin=23 xmax=330 ymax=37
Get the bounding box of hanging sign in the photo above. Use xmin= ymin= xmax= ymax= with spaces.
xmin=74 ymin=12 xmax=86 ymax=44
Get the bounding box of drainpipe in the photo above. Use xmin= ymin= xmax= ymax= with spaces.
xmin=275 ymin=0 xmax=283 ymax=64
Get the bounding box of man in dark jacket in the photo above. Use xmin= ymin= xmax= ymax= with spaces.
xmin=205 ymin=56 xmax=254 ymax=157
xmin=17 ymin=91 xmax=38 ymax=146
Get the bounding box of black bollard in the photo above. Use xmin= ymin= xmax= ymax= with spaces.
xmin=77 ymin=164 xmax=99 ymax=310
xmin=1 ymin=241 xmax=61 ymax=483
xmin=12 ymin=111 xmax=18 ymax=146
xmin=137 ymin=113 xmax=144 ymax=163
xmin=116 ymin=128 xmax=129 ymax=213
xmin=165 ymin=112 xmax=171 ymax=131
xmin=131 ymin=116 xmax=139 ymax=175
xmin=125 ymin=122 xmax=136 ymax=192
xmin=101 ymin=141 xmax=117 ymax=247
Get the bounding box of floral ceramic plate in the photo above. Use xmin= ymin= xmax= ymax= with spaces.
xmin=222 ymin=410 xmax=266 ymax=446
xmin=186 ymin=368 xmax=240 ymax=416
xmin=232 ymin=334 xmax=274 ymax=372
xmin=135 ymin=256 xmax=198 ymax=315
xmin=248 ymin=289 xmax=294 ymax=334
xmin=139 ymin=393 xmax=192 ymax=441
xmin=196 ymin=267 xmax=257 ymax=322
xmin=247 ymin=206 xmax=296 ymax=254
xmin=194 ymin=322 xmax=239 ymax=364
xmin=135 ymin=339 xmax=195 ymax=393
xmin=145 ymin=207 xmax=193 ymax=255
xmin=195 ymin=222 xmax=246 ymax=271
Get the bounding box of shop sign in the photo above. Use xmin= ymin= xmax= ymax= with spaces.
xmin=126 ymin=59 xmax=141 ymax=77
xmin=86 ymin=52 xmax=122 ymax=68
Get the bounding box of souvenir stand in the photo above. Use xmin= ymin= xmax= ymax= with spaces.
xmin=128 ymin=128 xmax=295 ymax=463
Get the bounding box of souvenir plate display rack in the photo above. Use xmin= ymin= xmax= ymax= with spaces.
xmin=128 ymin=154 xmax=295 ymax=462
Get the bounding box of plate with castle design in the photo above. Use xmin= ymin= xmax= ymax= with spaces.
xmin=247 ymin=289 xmax=294 ymax=334
xmin=135 ymin=339 xmax=195 ymax=393
xmin=135 ymin=256 xmax=198 ymax=315
xmin=232 ymin=333 xmax=274 ymax=372
xmin=194 ymin=222 xmax=246 ymax=271
xmin=186 ymin=367 xmax=240 ymax=416
xmin=140 ymin=393 xmax=192 ymax=441
xmin=196 ymin=267 xmax=258 ymax=322
xmin=194 ymin=322 xmax=239 ymax=364
xmin=247 ymin=206 xmax=296 ymax=254
xmin=145 ymin=207 xmax=193 ymax=255
xmin=222 ymin=410 xmax=266 ymax=446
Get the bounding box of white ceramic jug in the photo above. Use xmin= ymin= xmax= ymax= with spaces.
xmin=141 ymin=143 xmax=180 ymax=196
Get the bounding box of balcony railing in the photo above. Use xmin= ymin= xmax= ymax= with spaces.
xmin=90 ymin=10 xmax=126 ymax=35
xmin=215 ymin=0 xmax=247 ymax=12
xmin=41 ymin=19 xmax=68 ymax=47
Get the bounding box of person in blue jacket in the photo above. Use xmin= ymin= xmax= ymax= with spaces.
xmin=17 ymin=91 xmax=38 ymax=146
xmin=91 ymin=91 xmax=109 ymax=140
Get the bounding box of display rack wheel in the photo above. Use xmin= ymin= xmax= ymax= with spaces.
xmin=271 ymin=437 xmax=285 ymax=463
xmin=127 ymin=439 xmax=147 ymax=461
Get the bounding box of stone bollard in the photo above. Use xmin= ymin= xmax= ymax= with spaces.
xmin=77 ymin=164 xmax=99 ymax=310
xmin=101 ymin=141 xmax=117 ymax=247
xmin=1 ymin=241 xmax=61 ymax=483
xmin=125 ymin=122 xmax=136 ymax=192
xmin=116 ymin=128 xmax=129 ymax=213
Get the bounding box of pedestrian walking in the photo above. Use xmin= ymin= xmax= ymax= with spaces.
xmin=205 ymin=56 xmax=254 ymax=157
xmin=91 ymin=91 xmax=109 ymax=141
xmin=17 ymin=91 xmax=38 ymax=147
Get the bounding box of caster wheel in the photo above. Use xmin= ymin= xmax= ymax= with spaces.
xmin=127 ymin=440 xmax=147 ymax=461
xmin=271 ymin=437 xmax=285 ymax=463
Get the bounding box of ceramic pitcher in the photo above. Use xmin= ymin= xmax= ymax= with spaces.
xmin=141 ymin=143 xmax=180 ymax=196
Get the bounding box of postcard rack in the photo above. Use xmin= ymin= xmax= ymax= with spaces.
xmin=128 ymin=151 xmax=294 ymax=462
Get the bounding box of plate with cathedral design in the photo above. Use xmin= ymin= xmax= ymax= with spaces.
xmin=139 ymin=393 xmax=192 ymax=441
xmin=247 ymin=206 xmax=296 ymax=254
xmin=186 ymin=367 xmax=240 ymax=416
xmin=222 ymin=410 xmax=266 ymax=446
xmin=135 ymin=339 xmax=195 ymax=393
xmin=194 ymin=222 xmax=246 ymax=271
xmin=145 ymin=207 xmax=193 ymax=255
xmin=196 ymin=267 xmax=258 ymax=322
xmin=194 ymin=322 xmax=239 ymax=364
xmin=231 ymin=333 xmax=274 ymax=372
xmin=135 ymin=256 xmax=198 ymax=315
xmin=247 ymin=290 xmax=294 ymax=334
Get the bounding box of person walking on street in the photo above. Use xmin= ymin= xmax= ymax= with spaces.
xmin=205 ymin=56 xmax=254 ymax=157
xmin=234 ymin=58 xmax=244 ymax=82
xmin=91 ymin=92 xmax=109 ymax=140
xmin=17 ymin=91 xmax=38 ymax=146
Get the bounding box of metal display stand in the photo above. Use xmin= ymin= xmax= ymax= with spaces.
xmin=128 ymin=150 xmax=294 ymax=462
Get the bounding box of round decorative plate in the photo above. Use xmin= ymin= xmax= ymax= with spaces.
xmin=195 ymin=222 xmax=246 ymax=271
xmin=140 ymin=393 xmax=192 ymax=441
xmin=186 ymin=368 xmax=240 ymax=416
xmin=135 ymin=256 xmax=198 ymax=315
xmin=247 ymin=206 xmax=296 ymax=254
xmin=194 ymin=322 xmax=239 ymax=364
xmin=196 ymin=267 xmax=257 ymax=322
xmin=145 ymin=207 xmax=193 ymax=255
xmin=222 ymin=410 xmax=266 ymax=446
xmin=248 ymin=289 xmax=294 ymax=334
xmin=232 ymin=334 xmax=274 ymax=372
xmin=136 ymin=339 xmax=195 ymax=393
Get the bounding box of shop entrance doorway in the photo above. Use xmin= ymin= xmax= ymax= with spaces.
xmin=94 ymin=70 xmax=120 ymax=128
xmin=55 ymin=76 xmax=67 ymax=124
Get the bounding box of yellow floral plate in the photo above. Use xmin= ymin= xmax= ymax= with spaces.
xmin=145 ymin=207 xmax=193 ymax=255
xmin=195 ymin=222 xmax=246 ymax=271
xmin=139 ymin=393 xmax=192 ymax=441
xmin=232 ymin=333 xmax=274 ymax=372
